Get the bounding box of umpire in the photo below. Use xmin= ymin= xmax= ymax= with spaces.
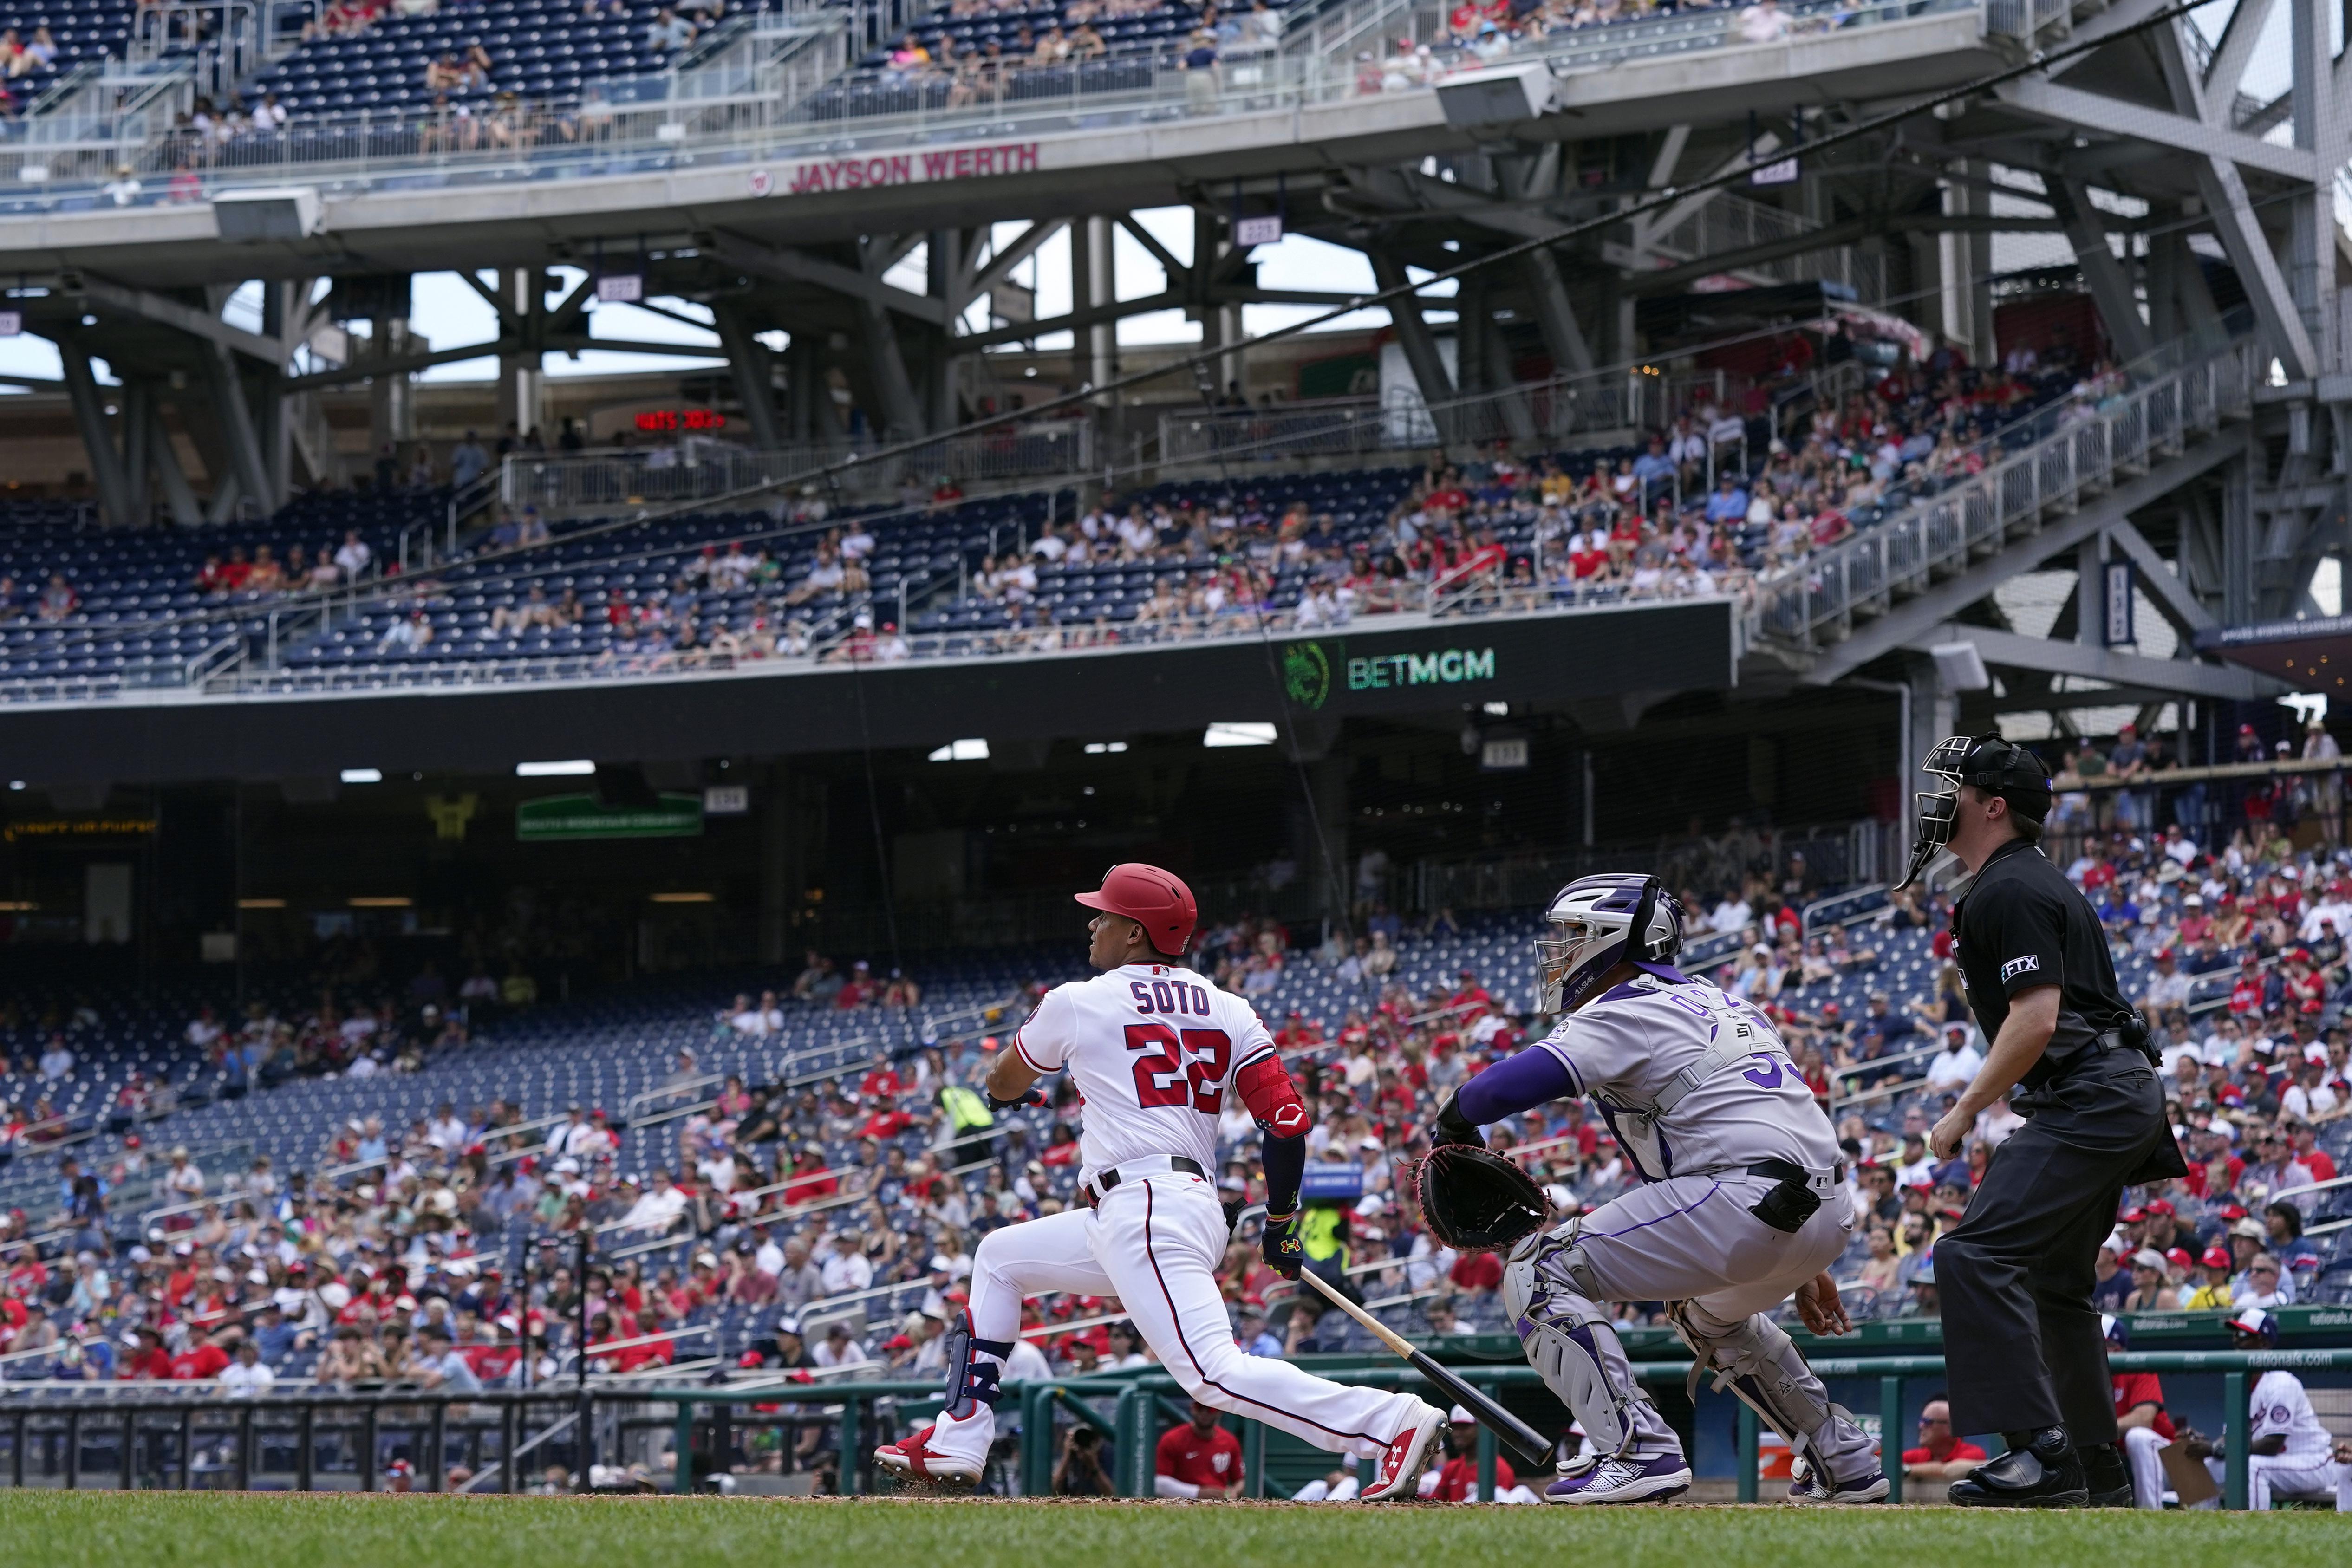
xmin=1901 ymin=734 xmax=2184 ymax=1508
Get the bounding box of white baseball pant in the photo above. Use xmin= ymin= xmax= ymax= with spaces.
xmin=2120 ymin=1425 xmax=2167 ymax=1509
xmin=2248 ymin=1455 xmax=2352 ymax=1512
xmin=937 ymin=1171 xmax=1427 ymax=1462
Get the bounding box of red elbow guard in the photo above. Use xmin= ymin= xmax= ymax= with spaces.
xmin=1234 ymin=1054 xmax=1308 ymax=1138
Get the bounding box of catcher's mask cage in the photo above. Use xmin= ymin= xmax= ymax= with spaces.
xmin=1534 ymin=873 xmax=1684 ymax=1015
xmin=1895 ymin=733 xmax=2054 ymax=892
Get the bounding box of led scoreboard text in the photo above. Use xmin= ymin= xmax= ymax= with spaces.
xmin=635 ymin=409 xmax=728 ymax=433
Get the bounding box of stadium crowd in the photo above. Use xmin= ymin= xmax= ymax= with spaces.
xmin=1 ymin=792 xmax=2347 ymax=1439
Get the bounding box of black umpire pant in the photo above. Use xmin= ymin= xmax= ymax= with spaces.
xmin=1935 ymin=1048 xmax=2171 ymax=1441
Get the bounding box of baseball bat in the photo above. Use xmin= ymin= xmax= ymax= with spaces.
xmin=1295 ymin=1268 xmax=1555 ymax=1471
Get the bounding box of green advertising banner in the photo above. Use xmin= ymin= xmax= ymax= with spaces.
xmin=516 ymin=792 xmax=704 ymax=841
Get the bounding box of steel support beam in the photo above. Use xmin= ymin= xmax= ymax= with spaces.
xmin=964 ymin=219 xmax=1063 ymax=302
xmin=1369 ymin=253 xmax=1456 ymax=413
xmin=1998 ymin=79 xmax=2317 ymax=182
xmin=1520 ymin=246 xmax=1593 ymax=376
xmin=712 ymin=306 xmax=783 ymax=450
xmin=283 ymin=338 xmax=513 ymax=393
xmin=151 ymin=401 xmax=203 ymax=526
xmin=1801 ymin=427 xmax=2252 ymax=683
xmin=58 ymin=342 xmax=136 ymax=528
xmin=76 ymin=277 xmax=285 ymax=365
xmin=2211 ymin=0 xmax=2280 ymax=113
xmin=2046 ymin=178 xmax=2154 ymax=361
xmin=2287 ymin=0 xmax=2339 ymax=371
xmin=704 ymin=233 xmax=948 ymax=325
xmin=120 ymin=379 xmax=153 ymax=519
xmin=1909 ymin=624 xmax=2284 ymax=701
xmin=1616 ymin=218 xmax=1874 ymax=296
xmin=855 ymin=295 xmax=925 ymax=439
xmin=2196 ymin=157 xmax=2320 ymax=381
xmin=952 ymin=288 xmax=1185 ymax=353
xmin=200 ymin=344 xmax=275 ymax=518
xmin=2103 ymin=520 xmax=2218 ymax=634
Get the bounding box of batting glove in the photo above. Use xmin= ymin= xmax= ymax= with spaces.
xmin=1261 ymin=1210 xmax=1303 ymax=1280
xmin=985 ymin=1087 xmax=1050 ymax=1112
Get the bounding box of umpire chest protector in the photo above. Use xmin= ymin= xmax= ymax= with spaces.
xmin=1951 ymin=838 xmax=2143 ymax=1093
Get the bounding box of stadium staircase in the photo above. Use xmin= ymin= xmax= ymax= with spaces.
xmin=1743 ymin=329 xmax=2256 ymax=680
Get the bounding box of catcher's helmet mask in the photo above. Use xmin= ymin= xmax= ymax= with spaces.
xmin=1535 ymin=873 xmax=1684 ymax=1015
xmin=1896 ymin=733 xmax=2053 ymax=892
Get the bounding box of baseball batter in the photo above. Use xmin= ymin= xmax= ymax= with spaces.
xmin=1433 ymin=872 xmax=1888 ymax=1504
xmin=877 ymin=863 xmax=1446 ymax=1497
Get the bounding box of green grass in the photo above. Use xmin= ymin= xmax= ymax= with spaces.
xmin=0 ymin=1491 xmax=2345 ymax=1568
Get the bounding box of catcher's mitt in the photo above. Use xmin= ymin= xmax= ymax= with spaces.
xmin=1411 ymin=1143 xmax=1549 ymax=1253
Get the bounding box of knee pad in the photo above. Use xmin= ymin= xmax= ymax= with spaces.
xmin=1666 ymin=1302 xmax=1838 ymax=1455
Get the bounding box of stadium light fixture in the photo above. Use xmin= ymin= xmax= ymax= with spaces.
xmin=348 ymin=897 xmax=413 ymax=908
xmin=927 ymin=739 xmax=990 ymax=761
xmin=649 ymin=892 xmax=717 ymax=903
xmin=212 ymin=186 xmax=323 ymax=241
xmin=1204 ymin=723 xmax=1278 ymax=748
xmin=237 ymin=898 xmax=287 ymax=910
xmin=0 ymin=900 xmax=37 ymax=912
xmin=515 ymin=759 xmax=596 ymax=776
xmin=1083 ymin=742 xmax=1129 ymax=755
xmin=340 ymin=768 xmax=384 ymax=784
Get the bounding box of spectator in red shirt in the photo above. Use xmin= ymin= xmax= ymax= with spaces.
xmin=1901 ymin=1396 xmax=1987 ymax=1484
xmin=169 ymin=1329 xmax=235 ymax=1381
xmin=1272 ymin=1010 xmax=1323 ymax=1052
xmin=1155 ymin=1400 xmax=1245 ymax=1498
xmin=120 ymin=1326 xmax=173 ymax=1381
xmin=834 ymin=961 xmax=877 ymax=1009
xmin=781 ymin=1149 xmax=838 ymax=1207
xmin=857 ymin=1097 xmax=913 ymax=1141
xmin=2287 ymin=1124 xmax=2337 ymax=1183
xmin=2105 ymin=1315 xmax=2174 ymax=1509
xmin=1447 ymin=969 xmax=1492 ymax=1015
xmin=1449 ymin=1249 xmax=1503 ymax=1294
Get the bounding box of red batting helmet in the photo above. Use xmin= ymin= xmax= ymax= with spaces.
xmin=1075 ymin=864 xmax=1197 ymax=957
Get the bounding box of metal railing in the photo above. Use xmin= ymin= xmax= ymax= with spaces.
xmin=501 ymin=422 xmax=1092 ymax=514
xmin=1160 ymin=369 xmax=1645 ymax=468
xmin=7 ymin=1344 xmax=2319 ymax=1503
xmin=0 ymin=0 xmax=1979 ymax=201
xmin=1752 ymin=333 xmax=2254 ymax=651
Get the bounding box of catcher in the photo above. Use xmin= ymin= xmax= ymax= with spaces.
xmin=1416 ymin=872 xmax=1887 ymax=1505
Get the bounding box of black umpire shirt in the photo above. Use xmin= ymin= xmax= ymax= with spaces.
xmin=1952 ymin=837 xmax=2135 ymax=1093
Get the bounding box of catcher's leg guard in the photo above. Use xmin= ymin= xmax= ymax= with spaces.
xmin=1502 ymin=1223 xmax=1676 ymax=1459
xmin=1665 ymin=1301 xmax=1876 ymax=1485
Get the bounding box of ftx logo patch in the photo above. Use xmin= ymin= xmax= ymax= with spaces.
xmin=2000 ymin=955 xmax=2041 ymax=982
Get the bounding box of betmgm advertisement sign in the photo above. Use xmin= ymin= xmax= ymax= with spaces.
xmin=1278 ymin=639 xmax=1499 ymax=711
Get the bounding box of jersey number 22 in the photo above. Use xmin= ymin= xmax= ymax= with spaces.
xmin=1124 ymin=1024 xmax=1229 ymax=1113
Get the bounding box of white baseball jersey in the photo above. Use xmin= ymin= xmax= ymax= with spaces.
xmin=1535 ymin=968 xmax=1839 ymax=1182
xmin=2249 ymin=1370 xmax=2335 ymax=1461
xmin=1013 ymin=962 xmax=1274 ymax=1177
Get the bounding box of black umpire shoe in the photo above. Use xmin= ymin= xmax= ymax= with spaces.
xmin=2080 ymin=1443 xmax=2133 ymax=1508
xmin=1948 ymin=1427 xmax=2090 ymax=1508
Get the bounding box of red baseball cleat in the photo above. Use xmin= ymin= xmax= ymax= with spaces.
xmin=1359 ymin=1403 xmax=1446 ymax=1502
xmin=874 ymin=1424 xmax=985 ymax=1485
